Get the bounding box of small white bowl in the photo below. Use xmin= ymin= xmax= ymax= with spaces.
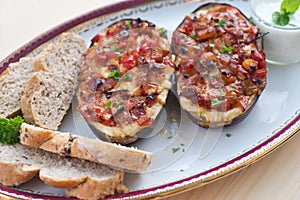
xmin=250 ymin=0 xmax=300 ymax=65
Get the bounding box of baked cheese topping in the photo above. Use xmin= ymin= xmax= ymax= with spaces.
xmin=172 ymin=4 xmax=267 ymax=126
xmin=78 ymin=19 xmax=174 ymax=130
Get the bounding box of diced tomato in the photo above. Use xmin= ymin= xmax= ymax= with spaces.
xmin=163 ymin=58 xmax=176 ymax=68
xmin=183 ymin=23 xmax=193 ymax=35
xmin=252 ymin=51 xmax=264 ymax=61
xmin=106 ymin=28 xmax=116 ymax=36
xmin=139 ymin=45 xmax=152 ymax=56
xmin=258 ymin=60 xmax=267 ymax=69
xmin=255 ymin=68 xmax=267 ymax=79
xmin=250 ymin=26 xmax=259 ymax=36
xmin=91 ymin=34 xmax=102 ymax=43
xmin=121 ymin=54 xmax=137 ymax=69
xmin=197 ymin=95 xmax=207 ymax=108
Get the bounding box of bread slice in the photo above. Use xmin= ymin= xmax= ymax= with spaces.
xmin=21 ymin=71 xmax=76 ymax=130
xmin=0 ymin=57 xmax=36 ymax=118
xmin=33 ymin=32 xmax=87 ymax=79
xmin=20 ymin=123 xmax=153 ymax=172
xmin=0 ymin=32 xmax=86 ymax=122
xmin=21 ymin=32 xmax=87 ymax=130
xmin=0 ymin=143 xmax=127 ymax=199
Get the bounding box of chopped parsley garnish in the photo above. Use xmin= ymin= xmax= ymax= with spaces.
xmin=106 ymin=100 xmax=113 ymax=109
xmin=167 ymin=135 xmax=173 ymax=140
xmin=180 ymin=33 xmax=187 ymax=39
xmin=272 ymin=0 xmax=300 ymax=26
xmin=122 ymin=73 xmax=131 ymax=81
xmin=180 ymin=169 xmax=184 ymax=172
xmin=107 ymin=69 xmax=121 ymax=81
xmin=0 ymin=116 xmax=24 ymax=144
xmin=211 ymin=98 xmax=224 ymax=107
xmin=125 ymin=20 xmax=131 ymax=29
xmin=249 ymin=16 xmax=255 ymax=24
xmin=109 ymin=44 xmax=121 ymax=53
xmin=172 ymin=147 xmax=180 ymax=153
xmin=214 ymin=19 xmax=226 ymax=26
xmin=226 ymin=133 xmax=232 ymax=138
xmin=188 ymin=33 xmax=196 ymax=39
xmin=220 ymin=43 xmax=233 ymax=54
xmin=217 ymin=87 xmax=224 ymax=93
xmin=117 ymin=99 xmax=124 ymax=110
xmin=158 ymin=27 xmax=168 ymax=35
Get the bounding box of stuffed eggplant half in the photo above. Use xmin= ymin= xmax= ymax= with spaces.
xmin=172 ymin=3 xmax=267 ymax=128
xmin=77 ymin=19 xmax=174 ymax=144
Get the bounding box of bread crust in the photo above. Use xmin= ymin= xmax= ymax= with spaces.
xmin=0 ymin=143 xmax=127 ymax=199
xmin=0 ymin=162 xmax=39 ymax=186
xmin=66 ymin=174 xmax=127 ymax=200
xmin=20 ymin=123 xmax=153 ymax=172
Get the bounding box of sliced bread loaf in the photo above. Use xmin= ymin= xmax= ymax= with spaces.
xmin=21 ymin=71 xmax=76 ymax=130
xmin=0 ymin=143 xmax=127 ymax=199
xmin=0 ymin=32 xmax=86 ymax=122
xmin=20 ymin=122 xmax=153 ymax=172
xmin=33 ymin=32 xmax=87 ymax=79
xmin=21 ymin=32 xmax=87 ymax=130
xmin=0 ymin=57 xmax=36 ymax=118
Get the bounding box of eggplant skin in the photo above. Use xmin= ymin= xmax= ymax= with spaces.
xmin=172 ymin=3 xmax=267 ymax=128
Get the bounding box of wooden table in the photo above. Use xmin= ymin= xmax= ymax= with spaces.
xmin=1 ymin=1 xmax=300 ymax=199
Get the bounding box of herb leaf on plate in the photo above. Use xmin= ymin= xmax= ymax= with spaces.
xmin=0 ymin=116 xmax=24 ymax=144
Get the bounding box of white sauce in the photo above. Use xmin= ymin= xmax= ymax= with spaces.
xmin=254 ymin=0 xmax=300 ymax=27
xmin=251 ymin=0 xmax=300 ymax=65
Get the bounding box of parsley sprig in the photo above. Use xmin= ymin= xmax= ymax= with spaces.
xmin=107 ymin=69 xmax=121 ymax=81
xmin=0 ymin=116 xmax=24 ymax=144
xmin=272 ymin=0 xmax=300 ymax=26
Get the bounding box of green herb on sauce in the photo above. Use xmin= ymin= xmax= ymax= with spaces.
xmin=211 ymin=98 xmax=224 ymax=107
xmin=106 ymin=100 xmax=113 ymax=109
xmin=188 ymin=33 xmax=196 ymax=39
xmin=109 ymin=44 xmax=121 ymax=53
xmin=214 ymin=19 xmax=226 ymax=26
xmin=180 ymin=33 xmax=187 ymax=39
xmin=125 ymin=20 xmax=131 ymax=29
xmin=107 ymin=69 xmax=121 ymax=81
xmin=0 ymin=116 xmax=24 ymax=144
xmin=220 ymin=43 xmax=233 ymax=54
xmin=158 ymin=27 xmax=168 ymax=35
xmin=272 ymin=0 xmax=300 ymax=26
xmin=122 ymin=73 xmax=131 ymax=81
xmin=117 ymin=99 xmax=124 ymax=110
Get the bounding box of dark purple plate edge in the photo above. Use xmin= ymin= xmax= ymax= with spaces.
xmin=0 ymin=0 xmax=299 ymax=199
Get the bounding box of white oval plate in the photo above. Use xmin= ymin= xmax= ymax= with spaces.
xmin=0 ymin=0 xmax=299 ymax=199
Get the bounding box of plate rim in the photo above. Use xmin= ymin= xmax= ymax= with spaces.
xmin=0 ymin=0 xmax=299 ymax=199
